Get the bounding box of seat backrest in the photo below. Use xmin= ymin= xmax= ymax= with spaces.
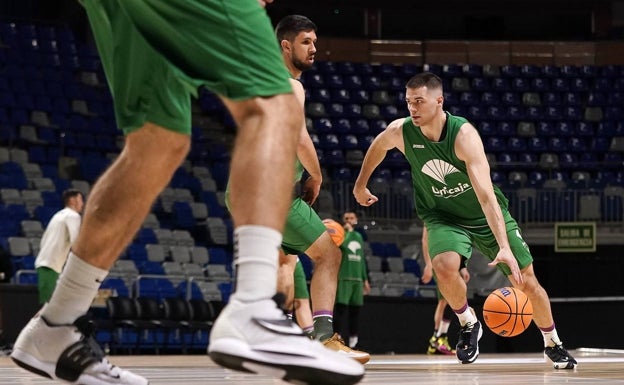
xmin=107 ymin=296 xmax=138 ymax=320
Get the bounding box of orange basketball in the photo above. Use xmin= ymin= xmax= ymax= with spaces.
xmin=322 ymin=219 xmax=345 ymax=246
xmin=483 ymin=287 xmax=533 ymax=337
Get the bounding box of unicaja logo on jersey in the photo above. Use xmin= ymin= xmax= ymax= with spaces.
xmin=346 ymin=240 xmax=362 ymax=261
xmin=421 ymin=159 xmax=473 ymax=199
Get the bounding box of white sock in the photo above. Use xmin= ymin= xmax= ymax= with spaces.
xmin=42 ymin=252 xmax=108 ymax=324
xmin=349 ymin=336 xmax=359 ymax=348
xmin=455 ymin=305 xmax=478 ymax=327
xmin=541 ymin=325 xmax=562 ymax=347
xmin=231 ymin=225 xmax=280 ymax=302
xmin=437 ymin=318 xmax=451 ymax=337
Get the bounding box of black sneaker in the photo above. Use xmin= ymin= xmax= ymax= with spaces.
xmin=456 ymin=320 xmax=483 ymax=364
xmin=544 ymin=344 xmax=577 ymax=369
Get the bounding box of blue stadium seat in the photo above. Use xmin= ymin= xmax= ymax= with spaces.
xmin=530 ymin=77 xmax=549 ymax=92
xmin=576 ymin=122 xmax=594 ymax=137
xmin=507 ymin=106 xmax=525 ymax=120
xmin=351 ymin=89 xmax=369 ymax=103
xmin=330 ymin=88 xmax=351 ymax=103
xmin=491 ymin=171 xmax=507 ymax=187
xmin=326 ymin=102 xmax=344 ymax=118
xmin=332 ymin=118 xmax=352 ymax=134
xmin=496 ymin=153 xmax=516 ymax=169
xmin=563 ymin=92 xmax=582 ymax=106
xmin=487 ymin=106 xmax=507 ymax=120
xmin=570 ymin=78 xmax=589 ymax=92
xmin=542 ymin=92 xmax=561 ymax=106
xmin=568 ymin=137 xmax=587 ymax=152
xmin=471 ymin=77 xmax=490 ymax=91
xmin=552 ymin=78 xmax=570 ymax=92
xmin=303 ymin=73 xmax=324 ymax=88
xmin=545 ymin=106 xmax=563 ymax=121
xmin=518 ymin=152 xmax=538 ymax=169
xmin=559 ymin=152 xmax=578 ymax=169
xmin=511 ymin=78 xmax=530 ymax=92
xmin=554 ymin=121 xmax=575 ymax=137
xmin=548 ymin=137 xmax=567 ymax=152
xmin=528 ymin=171 xmax=546 ymax=188
xmin=500 ymin=65 xmax=520 ymax=78
xmin=331 ymin=166 xmax=352 ymax=181
xmin=459 ymin=91 xmax=479 ymax=106
xmin=507 ymin=137 xmax=527 ymax=152
xmin=352 ymin=118 xmax=370 ymax=134
xmin=485 ymin=137 xmax=506 ymax=152
xmin=315 ymin=61 xmax=336 ymax=74
xmin=560 ymin=65 xmax=579 ymax=78
xmin=326 ymin=74 xmax=343 ymax=89
xmin=491 ymin=78 xmax=511 ymax=92
xmin=542 ymin=65 xmax=561 ymax=78
xmin=310 ymin=88 xmax=331 ymax=103
xmin=477 ymin=121 xmax=495 ymax=136
xmin=528 ymin=137 xmax=548 ymax=152
xmin=497 ymin=121 xmax=515 ymax=136
xmin=319 ymin=133 xmax=340 ymax=149
xmin=313 ymin=117 xmax=332 ymax=133
xmin=520 ymin=65 xmax=541 ymax=78
xmin=325 ymin=149 xmax=345 ymax=165
xmin=337 ymin=61 xmax=354 ymax=75
xmin=480 ymin=91 xmax=498 ymax=105
xmin=344 ymin=75 xmax=362 ymax=89
xmin=341 ymin=134 xmax=359 ymax=150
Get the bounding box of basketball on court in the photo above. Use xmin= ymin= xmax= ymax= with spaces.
xmin=322 ymin=218 xmax=345 ymax=246
xmin=483 ymin=287 xmax=533 ymax=337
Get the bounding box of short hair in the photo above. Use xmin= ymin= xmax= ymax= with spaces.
xmin=62 ymin=189 xmax=82 ymax=206
xmin=275 ymin=15 xmax=317 ymax=43
xmin=406 ymin=72 xmax=443 ymax=91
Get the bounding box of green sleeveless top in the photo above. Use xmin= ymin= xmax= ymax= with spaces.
xmin=401 ymin=112 xmax=508 ymax=227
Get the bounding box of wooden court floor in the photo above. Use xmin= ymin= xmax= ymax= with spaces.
xmin=2 ymin=349 xmax=624 ymax=384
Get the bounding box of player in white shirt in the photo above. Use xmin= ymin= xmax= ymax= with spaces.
xmin=35 ymin=189 xmax=84 ymax=303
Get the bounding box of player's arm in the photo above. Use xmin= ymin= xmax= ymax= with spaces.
xmin=291 ymin=79 xmax=322 ymax=205
xmin=353 ymin=119 xmax=403 ymax=206
xmin=454 ymin=123 xmax=523 ymax=285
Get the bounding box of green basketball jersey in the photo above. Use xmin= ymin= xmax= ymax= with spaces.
xmin=338 ymin=230 xmax=368 ymax=281
xmin=401 ymin=112 xmax=508 ymax=227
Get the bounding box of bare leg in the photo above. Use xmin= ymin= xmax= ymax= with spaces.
xmin=223 ymin=95 xmax=300 ymax=230
xmin=295 ymin=298 xmax=314 ymax=330
xmin=277 ymin=251 xmax=298 ymax=309
xmin=305 ymin=231 xmax=341 ymax=314
xmin=73 ymin=123 xmax=190 ymax=268
xmin=434 ymin=299 xmax=447 ymax=329
xmin=432 ymin=251 xmax=466 ymax=310
xmin=512 ymin=264 xmax=554 ymax=328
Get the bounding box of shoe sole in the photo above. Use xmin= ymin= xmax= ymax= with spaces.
xmin=457 ymin=325 xmax=484 ymax=364
xmin=553 ymin=361 xmax=577 ymax=370
xmin=209 ymin=350 xmax=364 ymax=385
xmin=11 ymin=349 xmax=55 ymax=380
xmin=12 ymin=348 xmax=150 ymax=385
xmin=350 ymin=355 xmax=370 ymax=365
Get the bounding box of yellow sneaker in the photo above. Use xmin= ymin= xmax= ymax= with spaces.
xmin=323 ymin=333 xmax=371 ymax=364
xmin=427 ymin=335 xmax=437 ymax=354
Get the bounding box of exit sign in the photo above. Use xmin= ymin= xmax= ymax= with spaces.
xmin=555 ymin=222 xmax=596 ymax=253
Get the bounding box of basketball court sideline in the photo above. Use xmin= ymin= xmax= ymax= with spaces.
xmin=2 ymin=348 xmax=623 ymax=385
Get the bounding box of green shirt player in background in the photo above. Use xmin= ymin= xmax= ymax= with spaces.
xmin=353 ymin=72 xmax=577 ymax=369
xmin=333 ymin=211 xmax=370 ymax=350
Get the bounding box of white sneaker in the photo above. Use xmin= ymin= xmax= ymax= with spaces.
xmin=11 ymin=313 xmax=148 ymax=385
xmin=208 ymin=296 xmax=365 ymax=385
